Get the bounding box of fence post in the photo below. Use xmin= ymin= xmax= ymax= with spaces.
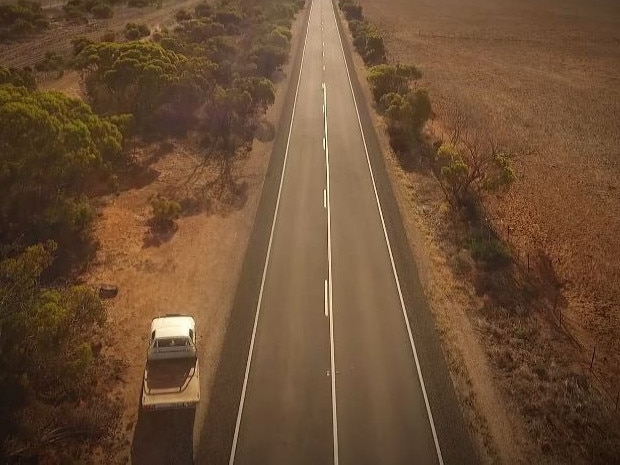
xmin=589 ymin=347 xmax=596 ymax=371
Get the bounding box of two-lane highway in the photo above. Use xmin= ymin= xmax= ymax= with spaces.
xmin=220 ymin=0 xmax=476 ymax=463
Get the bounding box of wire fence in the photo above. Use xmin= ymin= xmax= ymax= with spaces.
xmin=473 ymin=203 xmax=619 ymax=413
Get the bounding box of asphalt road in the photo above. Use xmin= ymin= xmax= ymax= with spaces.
xmin=196 ymin=0 xmax=479 ymax=464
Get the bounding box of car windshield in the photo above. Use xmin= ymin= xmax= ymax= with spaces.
xmin=155 ymin=337 xmax=191 ymax=349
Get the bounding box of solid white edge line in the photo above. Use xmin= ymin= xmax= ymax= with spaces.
xmin=324 ymin=279 xmax=329 ymax=317
xmin=228 ymin=1 xmax=315 ymax=463
xmin=324 ymin=188 xmax=327 ymax=209
xmin=330 ymin=2 xmax=445 ymax=464
xmin=324 ymin=81 xmax=339 ymax=465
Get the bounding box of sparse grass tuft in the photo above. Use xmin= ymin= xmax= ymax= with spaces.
xmin=467 ymin=233 xmax=511 ymax=269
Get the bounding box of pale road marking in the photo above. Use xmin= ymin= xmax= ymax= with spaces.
xmin=323 ymin=136 xmax=326 ymax=150
xmin=324 ymin=279 xmax=329 ymax=317
xmin=324 ymin=188 xmax=327 ymax=209
xmin=330 ymin=1 xmax=445 ymax=464
xmin=228 ymin=0 xmax=315 ymax=463
xmin=323 ymin=78 xmax=339 ymax=465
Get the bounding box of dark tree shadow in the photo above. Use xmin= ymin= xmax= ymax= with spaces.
xmin=143 ymin=224 xmax=178 ymax=248
xmin=116 ymin=162 xmax=160 ymax=193
xmin=254 ymin=119 xmax=275 ymax=142
xmin=131 ymin=407 xmax=196 ymax=465
xmin=270 ymin=68 xmax=286 ymax=84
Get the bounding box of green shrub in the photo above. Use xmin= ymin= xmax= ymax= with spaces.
xmin=34 ymin=17 xmax=48 ymax=29
xmin=0 ymin=66 xmax=36 ymax=90
xmin=194 ymin=2 xmax=212 ymax=18
xmin=363 ymin=31 xmax=386 ymax=65
xmin=367 ymin=63 xmax=421 ymax=102
xmin=0 ymin=2 xmax=48 ymax=39
xmin=127 ymin=0 xmax=151 ymax=7
xmin=468 ymin=234 xmax=511 ymax=268
xmin=341 ymin=0 xmax=362 ymax=20
xmin=62 ymin=3 xmax=85 ymax=20
xmin=34 ymin=51 xmax=64 ymax=72
xmin=175 ymin=8 xmax=192 ymax=21
xmin=433 ymin=141 xmax=516 ymax=207
xmin=150 ymin=195 xmax=182 ymax=229
xmin=380 ymin=89 xmax=431 ymax=154
xmin=101 ymin=30 xmax=116 ymax=41
xmin=124 ymin=22 xmax=150 ymax=40
xmin=10 ymin=17 xmax=33 ymax=35
xmin=215 ymin=7 xmax=243 ymax=26
xmin=91 ymin=2 xmax=113 ymax=18
xmin=71 ymin=35 xmax=94 ymax=55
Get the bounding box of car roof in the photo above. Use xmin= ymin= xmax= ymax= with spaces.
xmin=151 ymin=315 xmax=195 ymax=338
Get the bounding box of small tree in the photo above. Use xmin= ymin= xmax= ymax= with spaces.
xmin=367 ymin=63 xmax=421 ymax=102
xmin=150 ymin=195 xmax=182 ymax=230
xmin=433 ymin=138 xmax=515 ymax=208
xmin=124 ymin=22 xmax=150 ymax=40
xmin=175 ymin=8 xmax=192 ymax=21
xmin=91 ymin=2 xmax=112 ymax=19
xmin=363 ymin=31 xmax=386 ymax=65
xmin=194 ymin=2 xmax=212 ymax=18
xmin=0 ymin=66 xmax=36 ymax=90
xmin=340 ymin=0 xmax=362 ymax=20
xmin=380 ymin=89 xmax=431 ymax=154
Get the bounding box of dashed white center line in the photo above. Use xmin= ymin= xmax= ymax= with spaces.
xmin=323 ymin=78 xmax=339 ymax=465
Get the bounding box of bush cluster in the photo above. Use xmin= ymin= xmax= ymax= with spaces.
xmin=339 ymin=1 xmax=385 ymax=66
xmin=0 ymin=1 xmax=48 ymax=40
xmin=0 ymin=78 xmax=125 ymax=460
xmin=127 ymin=0 xmax=155 ymax=7
xmin=150 ymin=195 xmax=182 ymax=230
xmin=124 ymin=21 xmax=150 ymax=39
xmin=338 ymin=0 xmax=514 ymax=270
xmin=63 ymin=0 xmax=114 ymax=20
xmin=33 ymin=50 xmax=64 ymax=73
xmin=0 ymin=66 xmax=36 ymax=89
xmin=339 ymin=1 xmax=430 ymax=157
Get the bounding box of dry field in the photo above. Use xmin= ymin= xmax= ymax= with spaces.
xmin=355 ymin=0 xmax=620 ymax=380
xmin=350 ymin=0 xmax=620 ymax=462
